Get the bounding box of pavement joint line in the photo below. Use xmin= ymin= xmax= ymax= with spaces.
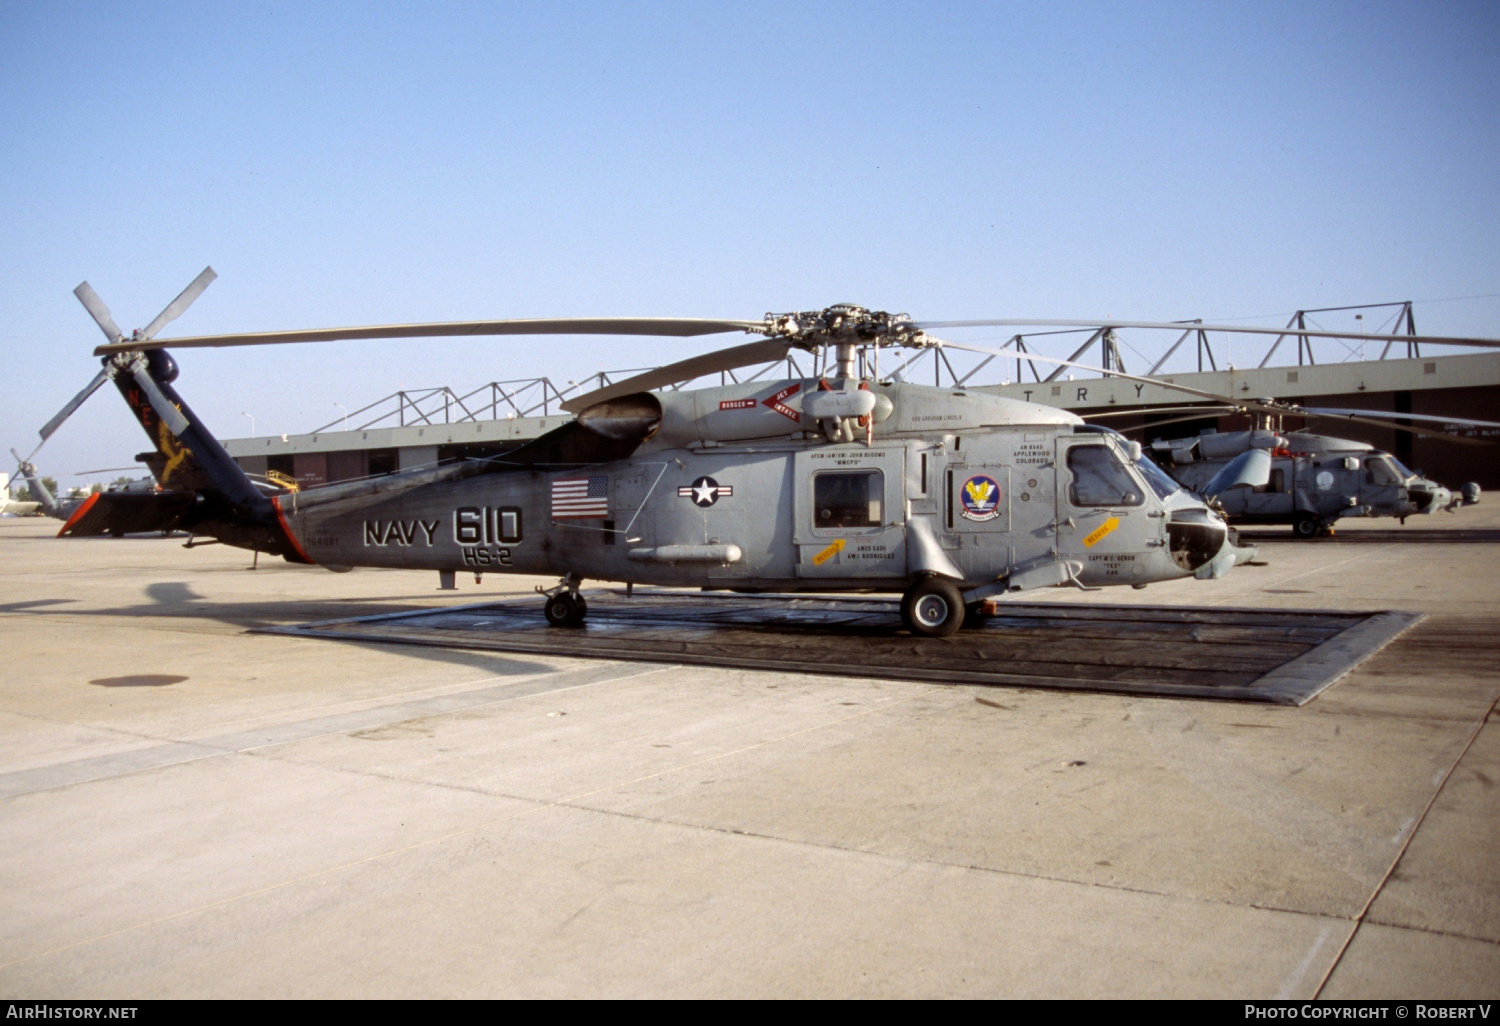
xmin=0 ymin=665 xmax=593 ymax=751
xmin=0 ymin=668 xmax=612 ymax=787
xmin=1312 ymin=691 xmax=1500 ymax=997
xmin=0 ymin=680 xmax=931 ymax=974
xmin=1207 ymin=553 xmax=1368 ymax=606
xmin=529 ymin=792 xmax=1365 ymax=926
xmin=1357 ymin=914 xmax=1500 ymax=947
xmin=0 ymin=663 xmax=675 ymax=802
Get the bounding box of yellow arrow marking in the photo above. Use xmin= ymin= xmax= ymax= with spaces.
xmin=812 ymin=538 xmax=846 ymax=565
xmin=1082 ymin=516 xmax=1120 ymax=548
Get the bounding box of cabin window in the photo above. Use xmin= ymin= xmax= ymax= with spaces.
xmin=1067 ymin=446 xmax=1142 ymax=507
xmin=814 ymin=471 xmax=883 ymax=528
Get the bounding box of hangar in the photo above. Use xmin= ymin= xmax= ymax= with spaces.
xmin=223 ymin=349 xmax=1500 ymax=492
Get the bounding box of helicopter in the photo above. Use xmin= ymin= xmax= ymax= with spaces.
xmin=33 ymin=272 xmax=1500 ymax=636
xmin=4 ymin=451 xmax=188 ymax=533
xmin=1083 ymin=405 xmax=1494 ymax=537
xmin=0 ymin=473 xmax=40 ymax=516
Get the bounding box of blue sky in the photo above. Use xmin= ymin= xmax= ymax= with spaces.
xmin=3 ymin=1 xmax=1498 ymax=478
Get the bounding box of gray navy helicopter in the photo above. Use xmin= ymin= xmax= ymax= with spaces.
xmin=34 ymin=271 xmax=1500 ymax=635
xmin=5 ymin=452 xmax=185 ymax=533
xmin=1086 ymin=404 xmax=1494 ymax=537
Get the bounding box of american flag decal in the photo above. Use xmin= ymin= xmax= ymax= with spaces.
xmin=550 ymin=476 xmax=609 ymax=519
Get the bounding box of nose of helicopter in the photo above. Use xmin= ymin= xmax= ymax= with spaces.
xmin=1168 ymin=506 xmax=1256 ymax=580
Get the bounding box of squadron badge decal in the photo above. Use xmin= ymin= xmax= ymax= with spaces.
xmin=959 ymin=474 xmax=1002 ymax=522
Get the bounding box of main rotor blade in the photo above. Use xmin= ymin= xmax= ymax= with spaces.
xmin=39 ymin=366 xmax=111 ymax=441
xmin=1110 ymin=412 xmax=1242 ymax=435
xmin=95 ymin=316 xmax=765 ymax=356
xmin=933 ymin=339 xmax=1241 ymax=406
xmin=916 ymin=318 xmax=1500 ymax=350
xmin=1083 ymin=405 xmax=1239 ymax=420
xmin=940 ymin=340 xmax=1490 ymax=446
xmin=139 ymin=266 xmax=217 ymax=341
xmin=1300 ymin=408 xmax=1500 ymax=431
xmin=559 ymin=338 xmax=796 ymax=413
xmin=73 ymin=283 xmax=124 ymax=343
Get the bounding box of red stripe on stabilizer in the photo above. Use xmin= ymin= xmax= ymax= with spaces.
xmin=58 ymin=492 xmax=102 ymax=537
xmin=271 ymin=496 xmax=315 ymax=564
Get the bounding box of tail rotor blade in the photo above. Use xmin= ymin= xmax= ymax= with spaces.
xmin=130 ymin=365 xmax=190 ymax=436
xmin=73 ymin=282 xmax=124 ymax=343
xmin=140 ymin=266 xmax=217 ymax=341
xmin=39 ymin=366 xmax=111 ymax=441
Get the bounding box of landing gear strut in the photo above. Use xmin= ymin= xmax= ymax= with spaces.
xmin=539 ymin=575 xmax=588 ymax=627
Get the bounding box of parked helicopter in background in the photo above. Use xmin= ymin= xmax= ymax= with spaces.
xmin=1150 ymin=428 xmax=1481 ymax=537
xmin=6 ymin=450 xmax=193 ymax=534
xmin=31 ymin=271 xmax=1500 ymax=634
xmin=1086 ymin=404 xmax=1494 ymax=537
xmin=0 ymin=473 xmax=40 ymax=516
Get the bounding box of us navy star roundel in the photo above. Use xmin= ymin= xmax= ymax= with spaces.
xmin=677 ymin=476 xmax=733 ymax=508
xmin=959 ymin=474 xmax=1001 ymax=522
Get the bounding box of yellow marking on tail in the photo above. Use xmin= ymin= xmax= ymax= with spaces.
xmin=157 ymin=420 xmax=189 ymax=485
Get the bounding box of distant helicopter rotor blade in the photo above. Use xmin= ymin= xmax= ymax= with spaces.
xmin=1295 ymin=409 xmax=1486 ymax=445
xmin=559 ymin=338 xmax=796 ymax=413
xmin=39 ymin=366 xmax=111 ymax=442
xmin=94 ymin=316 xmax=766 ymax=356
xmin=914 ymin=318 xmax=1500 ymax=350
xmin=1298 ymin=408 xmax=1500 ymax=431
xmin=139 ymin=266 xmax=217 ymax=341
xmin=73 ymin=282 xmax=124 ymax=344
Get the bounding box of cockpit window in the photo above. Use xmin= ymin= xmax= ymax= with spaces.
xmin=1133 ymin=453 xmax=1181 ymax=500
xmin=1388 ymin=456 xmax=1416 ymax=480
xmin=1068 ymin=445 xmax=1144 ymax=507
xmin=1365 ymin=457 xmax=1402 ymax=486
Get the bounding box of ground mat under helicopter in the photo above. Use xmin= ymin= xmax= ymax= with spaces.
xmin=258 ymin=592 xmax=1422 ymax=705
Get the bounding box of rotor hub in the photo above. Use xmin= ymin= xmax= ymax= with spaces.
xmin=762 ymin=305 xmax=926 ymax=351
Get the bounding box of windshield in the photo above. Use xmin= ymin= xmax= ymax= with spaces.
xmin=1387 ymin=456 xmax=1417 ymax=480
xmin=1134 ymin=453 xmax=1181 ymax=500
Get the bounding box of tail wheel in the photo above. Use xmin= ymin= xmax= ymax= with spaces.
xmin=901 ymin=577 xmax=964 ymax=638
xmin=1292 ymin=514 xmax=1320 ymax=539
xmin=544 ymin=593 xmax=588 ymax=627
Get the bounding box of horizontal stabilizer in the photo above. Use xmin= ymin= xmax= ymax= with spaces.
xmin=58 ymin=491 xmax=195 ymax=538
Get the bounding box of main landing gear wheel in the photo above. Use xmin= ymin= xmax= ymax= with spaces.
xmin=544 ymin=592 xmax=588 ymax=627
xmin=901 ymin=577 xmax=965 ymax=638
xmin=1292 ymin=514 xmax=1322 ymax=539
